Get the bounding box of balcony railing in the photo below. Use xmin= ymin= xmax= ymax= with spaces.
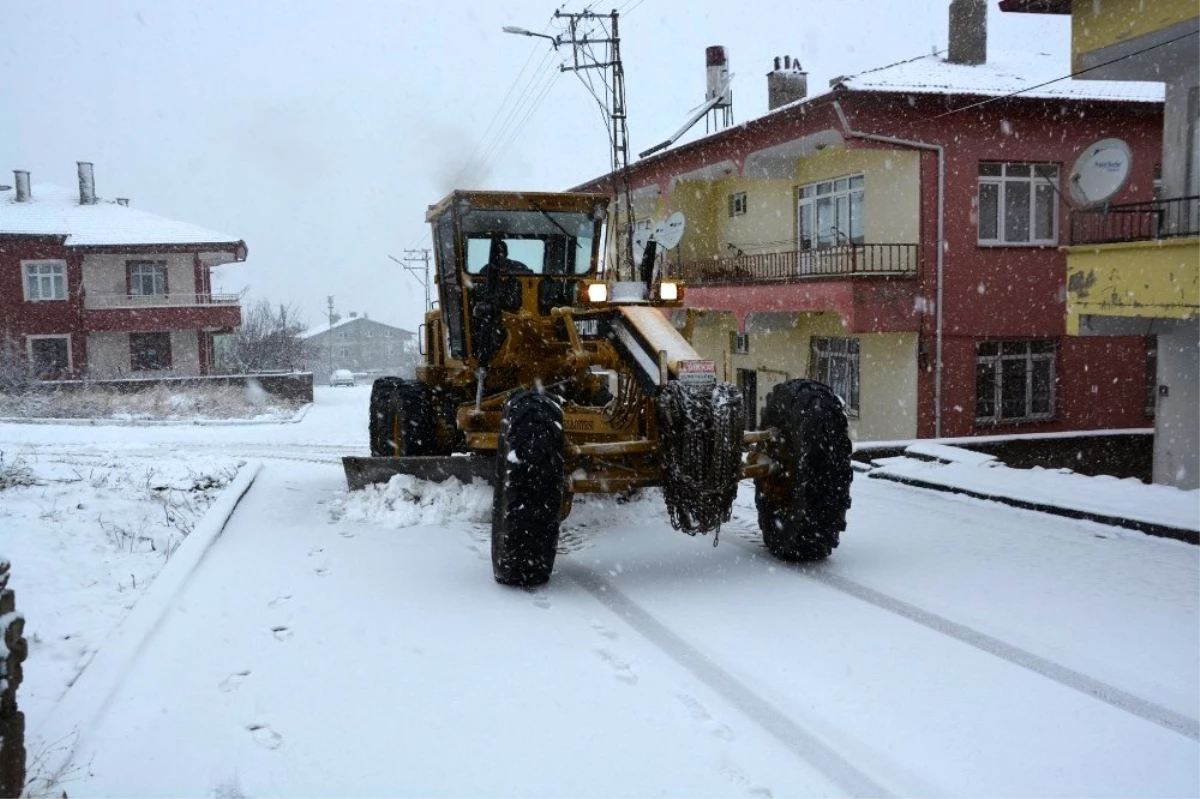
xmin=84 ymin=292 xmax=241 ymax=311
xmin=677 ymin=243 xmax=919 ymax=285
xmin=1069 ymin=196 xmax=1200 ymax=246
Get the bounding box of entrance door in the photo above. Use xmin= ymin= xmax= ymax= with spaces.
xmin=737 ymin=368 xmax=757 ymax=429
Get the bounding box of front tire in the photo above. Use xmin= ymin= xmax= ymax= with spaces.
xmin=491 ymin=390 xmax=565 ymax=587
xmin=370 ymin=379 xmax=437 ymax=457
xmin=755 ymin=379 xmax=852 ymax=562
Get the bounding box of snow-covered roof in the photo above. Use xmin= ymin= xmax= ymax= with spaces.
xmin=830 ymin=49 xmax=1164 ymax=104
xmin=298 ymin=316 xmax=414 ymax=340
xmin=0 ymin=183 xmax=244 ymax=250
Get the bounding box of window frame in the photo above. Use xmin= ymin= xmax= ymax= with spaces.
xmin=809 ymin=336 xmax=860 ymax=417
xmin=22 ymin=260 xmax=68 ymax=302
xmin=974 ymin=339 xmax=1057 ymax=424
xmin=127 ymin=260 xmax=169 ymax=297
xmin=26 ymin=334 xmax=72 ymax=374
xmin=729 ymin=191 xmax=748 ymax=217
xmin=797 ymin=174 xmax=865 ymax=252
xmin=129 ymin=332 xmax=173 ymax=372
xmin=977 ymin=162 xmax=1060 ymax=247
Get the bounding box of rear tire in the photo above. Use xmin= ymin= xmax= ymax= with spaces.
xmin=491 ymin=390 xmax=564 ymax=587
xmin=370 ymin=379 xmax=437 ymax=457
xmin=755 ymin=379 xmax=852 ymax=562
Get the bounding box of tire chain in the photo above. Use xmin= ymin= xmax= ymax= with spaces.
xmin=658 ymin=381 xmax=745 ymax=536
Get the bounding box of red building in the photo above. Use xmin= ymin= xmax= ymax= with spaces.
xmin=0 ymin=163 xmax=245 ymax=380
xmin=574 ymin=19 xmax=1165 ymax=442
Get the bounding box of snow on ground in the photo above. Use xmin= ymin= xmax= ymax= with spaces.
xmin=0 ymin=384 xmax=1196 ymax=797
xmin=871 ymin=444 xmax=1199 ymax=531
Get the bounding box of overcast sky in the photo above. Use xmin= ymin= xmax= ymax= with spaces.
xmin=2 ymin=1 xmax=1068 ymax=332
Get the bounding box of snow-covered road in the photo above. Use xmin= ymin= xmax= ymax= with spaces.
xmin=12 ymin=387 xmax=1199 ymax=797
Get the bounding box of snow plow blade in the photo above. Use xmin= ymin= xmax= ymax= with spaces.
xmin=342 ymin=456 xmax=496 ymax=490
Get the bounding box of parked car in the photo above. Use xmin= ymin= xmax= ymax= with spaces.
xmin=329 ymin=369 xmax=356 ymax=387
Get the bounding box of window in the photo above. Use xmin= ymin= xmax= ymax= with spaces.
xmin=975 ymin=340 xmax=1056 ymax=423
xmin=798 ymin=175 xmax=864 ymax=250
xmin=1145 ymin=336 xmax=1157 ymax=416
xmin=977 ymin=162 xmax=1059 ymax=245
xmin=128 ymin=261 xmax=168 ymax=296
xmin=385 ymin=330 xmax=394 ymax=338
xmin=27 ymin=335 xmax=70 ymax=375
xmin=130 ymin=332 xmax=172 ymax=371
xmin=338 ymin=346 xmax=351 ymax=358
xmin=809 ymin=336 xmax=860 ymax=416
xmin=23 ymin=260 xmax=67 ymax=301
xmin=728 ymin=191 xmax=747 ymax=217
xmin=730 ymin=331 xmax=750 ymax=354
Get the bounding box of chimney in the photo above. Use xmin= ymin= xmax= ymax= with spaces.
xmin=13 ymin=170 xmax=30 ymax=202
xmin=947 ymin=0 xmax=987 ymax=65
xmin=77 ymin=161 xmax=96 ymax=205
xmin=767 ymin=54 xmax=807 ymax=111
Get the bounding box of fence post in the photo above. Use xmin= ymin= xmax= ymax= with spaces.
xmin=0 ymin=559 xmax=27 ymax=798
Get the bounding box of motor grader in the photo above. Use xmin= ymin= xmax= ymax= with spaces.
xmin=343 ymin=190 xmax=852 ymax=586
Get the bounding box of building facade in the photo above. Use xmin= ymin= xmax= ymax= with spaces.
xmin=575 ymin=6 xmax=1165 ymax=451
xmin=299 ymin=315 xmax=417 ymax=384
xmin=1002 ymin=0 xmax=1198 ymax=488
xmin=1 ymin=164 xmax=245 ymax=381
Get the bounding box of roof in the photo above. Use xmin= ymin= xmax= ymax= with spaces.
xmin=299 ymin=316 xmax=415 ymax=340
xmin=828 ymin=49 xmax=1163 ymax=104
xmin=0 ymin=183 xmax=245 ymax=250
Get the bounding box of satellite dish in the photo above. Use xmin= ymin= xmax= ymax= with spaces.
xmin=654 ymin=212 xmax=686 ymax=249
xmin=1069 ymin=138 xmax=1132 ymax=207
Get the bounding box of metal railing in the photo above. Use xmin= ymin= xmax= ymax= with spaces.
xmin=677 ymin=243 xmax=919 ymax=285
xmin=84 ymin=292 xmax=241 ymax=310
xmin=1070 ymin=196 xmax=1200 ymax=245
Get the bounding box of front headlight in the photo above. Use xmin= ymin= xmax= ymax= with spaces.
xmin=658 ymin=281 xmax=679 ymax=301
xmin=586 ymin=282 xmax=609 ymax=303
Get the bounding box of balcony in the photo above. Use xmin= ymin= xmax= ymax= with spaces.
xmin=1064 ymin=197 xmax=1199 ymax=335
xmin=82 ymin=292 xmax=242 ymax=333
xmin=1069 ymin=196 xmax=1200 ymax=245
xmin=84 ymin=292 xmax=241 ymax=310
xmin=677 ymin=243 xmax=919 ymax=285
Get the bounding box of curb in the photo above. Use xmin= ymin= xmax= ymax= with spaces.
xmin=0 ymin=404 xmax=310 ymax=428
xmin=867 ymin=470 xmax=1199 ymax=545
xmin=30 ymin=460 xmax=264 ymax=785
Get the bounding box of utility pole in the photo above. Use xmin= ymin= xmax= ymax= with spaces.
xmin=543 ymin=10 xmax=635 ymax=279
xmin=391 ymin=250 xmax=432 ymax=311
xmin=326 ymin=295 xmax=334 ymax=380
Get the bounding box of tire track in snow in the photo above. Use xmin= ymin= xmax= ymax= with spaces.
xmin=564 ymin=565 xmax=894 ymax=799
xmin=720 ymin=532 xmax=1200 ymax=743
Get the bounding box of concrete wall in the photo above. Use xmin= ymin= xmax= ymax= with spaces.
xmin=1154 ymin=317 xmax=1199 ymax=488
xmin=796 ymin=148 xmax=921 ymax=245
xmin=86 ymin=329 xmax=200 ymax=378
xmin=81 ymin=253 xmax=196 ymax=303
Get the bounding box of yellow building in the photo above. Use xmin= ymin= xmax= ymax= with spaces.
xmin=1004 ymin=0 xmax=1199 ymax=488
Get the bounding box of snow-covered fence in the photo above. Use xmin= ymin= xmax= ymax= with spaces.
xmin=0 ymin=559 xmax=27 ymax=797
xmin=26 ymin=372 xmax=314 ymax=404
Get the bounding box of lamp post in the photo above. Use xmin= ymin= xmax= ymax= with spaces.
xmin=501 ymin=26 xmax=559 ymax=48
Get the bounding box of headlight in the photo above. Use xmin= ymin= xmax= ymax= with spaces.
xmin=586 ymin=282 xmax=609 ymax=303
xmin=658 ymin=281 xmax=679 ymax=301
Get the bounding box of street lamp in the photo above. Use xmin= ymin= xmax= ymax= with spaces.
xmin=502 ymin=25 xmax=559 ymax=48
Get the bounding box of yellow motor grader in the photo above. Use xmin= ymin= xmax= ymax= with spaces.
xmin=343 ymin=190 xmax=852 ymax=586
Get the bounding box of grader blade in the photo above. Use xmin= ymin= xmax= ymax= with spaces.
xmin=342 ymin=456 xmax=495 ymax=490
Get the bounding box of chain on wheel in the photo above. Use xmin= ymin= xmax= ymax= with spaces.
xmin=657 ymin=381 xmax=745 ymax=536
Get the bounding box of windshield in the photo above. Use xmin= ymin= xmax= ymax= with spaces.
xmin=460 ymin=209 xmax=596 ymax=275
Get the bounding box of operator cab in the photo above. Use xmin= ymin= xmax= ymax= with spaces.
xmin=426 ymin=190 xmax=608 ymax=363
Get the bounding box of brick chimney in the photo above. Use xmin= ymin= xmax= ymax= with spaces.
xmin=77 ymin=161 xmax=96 ymax=205
xmin=948 ymin=0 xmax=987 ymax=65
xmin=767 ymin=55 xmax=808 ymax=111
xmin=13 ymin=170 xmax=30 ymax=203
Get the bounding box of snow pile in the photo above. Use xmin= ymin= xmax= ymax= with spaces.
xmin=0 ymin=384 xmax=303 ymax=422
xmin=332 ymin=474 xmax=493 ymax=527
xmin=0 ymin=449 xmax=244 ymax=728
xmin=871 ymin=446 xmax=1199 ymax=532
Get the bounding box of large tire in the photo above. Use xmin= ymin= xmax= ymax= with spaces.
xmin=755 ymin=379 xmax=852 ymax=562
xmin=370 ymin=379 xmax=437 ymax=457
xmin=491 ymin=390 xmax=565 ymax=587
